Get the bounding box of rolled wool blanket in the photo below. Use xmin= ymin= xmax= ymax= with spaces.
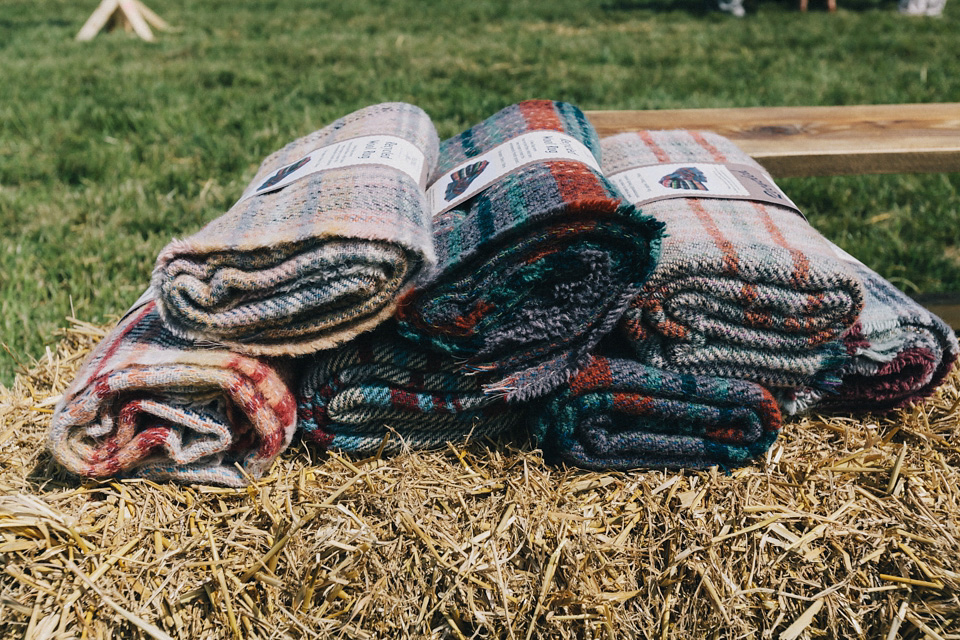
xmin=600 ymin=130 xmax=864 ymax=389
xmin=780 ymin=246 xmax=958 ymax=414
xmin=297 ymin=324 xmax=521 ymax=455
xmin=531 ymin=355 xmax=781 ymax=470
xmin=153 ymin=102 xmax=439 ymax=356
xmin=49 ymin=295 xmax=297 ymax=486
xmin=396 ymin=100 xmax=663 ymax=401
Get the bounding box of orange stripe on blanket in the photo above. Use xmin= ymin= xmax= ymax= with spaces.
xmin=612 ymin=394 xmax=655 ymax=416
xmin=570 ymin=357 xmax=613 ymax=394
xmin=690 ymin=199 xmax=739 ymax=275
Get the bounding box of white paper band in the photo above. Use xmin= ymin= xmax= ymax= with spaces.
xmin=237 ymin=134 xmax=427 ymax=204
xmin=607 ymin=162 xmax=805 ymax=220
xmin=427 ymin=131 xmax=602 ymax=217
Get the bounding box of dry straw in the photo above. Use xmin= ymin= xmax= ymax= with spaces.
xmin=1 ymin=320 xmax=959 ymax=638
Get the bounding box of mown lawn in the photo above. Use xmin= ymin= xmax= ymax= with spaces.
xmin=1 ymin=0 xmax=958 ymax=383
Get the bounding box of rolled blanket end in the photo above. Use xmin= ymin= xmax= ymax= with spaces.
xmin=48 ymin=302 xmax=297 ymax=487
xmin=152 ymin=102 xmax=440 ymax=356
xmin=782 ymin=251 xmax=960 ymax=414
xmin=399 ymin=101 xmax=664 ymax=401
xmin=532 ymin=356 xmax=782 ymax=470
xmin=296 ymin=326 xmax=522 ymax=457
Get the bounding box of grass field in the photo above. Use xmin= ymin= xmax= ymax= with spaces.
xmin=1 ymin=0 xmax=958 ymax=384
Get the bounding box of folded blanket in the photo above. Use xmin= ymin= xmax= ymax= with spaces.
xmin=396 ymin=101 xmax=663 ymax=401
xmin=780 ymin=245 xmax=958 ymax=414
xmin=298 ymin=324 xmax=520 ymax=455
xmin=531 ymin=355 xmax=781 ymax=470
xmin=600 ymin=130 xmax=864 ymax=389
xmin=49 ymin=294 xmax=297 ymax=486
xmin=153 ymin=102 xmax=439 ymax=356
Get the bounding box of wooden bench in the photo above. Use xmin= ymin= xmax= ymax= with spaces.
xmin=585 ymin=103 xmax=960 ymax=329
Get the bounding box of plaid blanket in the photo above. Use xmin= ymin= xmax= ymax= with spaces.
xmin=49 ymin=296 xmax=297 ymax=486
xmin=153 ymin=102 xmax=439 ymax=356
xmin=531 ymin=355 xmax=781 ymax=470
xmin=600 ymin=130 xmax=864 ymax=388
xmin=297 ymin=324 xmax=520 ymax=455
xmin=396 ymin=101 xmax=663 ymax=401
xmin=781 ymin=247 xmax=958 ymax=414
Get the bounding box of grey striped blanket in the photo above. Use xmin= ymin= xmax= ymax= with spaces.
xmin=780 ymin=245 xmax=958 ymax=414
xmin=153 ymin=102 xmax=439 ymax=356
xmin=600 ymin=130 xmax=864 ymax=389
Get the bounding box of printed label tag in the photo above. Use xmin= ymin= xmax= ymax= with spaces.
xmin=427 ymin=131 xmax=602 ymax=217
xmin=236 ymin=135 xmax=427 ymax=204
xmin=607 ymin=162 xmax=805 ymax=220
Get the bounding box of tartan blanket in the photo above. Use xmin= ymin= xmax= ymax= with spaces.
xmin=297 ymin=324 xmax=520 ymax=455
xmin=531 ymin=355 xmax=781 ymax=470
xmin=396 ymin=101 xmax=663 ymax=401
xmin=600 ymin=130 xmax=864 ymax=388
xmin=780 ymin=247 xmax=958 ymax=414
xmin=49 ymin=296 xmax=297 ymax=487
xmin=153 ymin=102 xmax=439 ymax=356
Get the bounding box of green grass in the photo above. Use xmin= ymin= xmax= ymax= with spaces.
xmin=1 ymin=0 xmax=958 ymax=383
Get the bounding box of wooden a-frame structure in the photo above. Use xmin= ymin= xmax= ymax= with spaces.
xmin=76 ymin=0 xmax=169 ymax=42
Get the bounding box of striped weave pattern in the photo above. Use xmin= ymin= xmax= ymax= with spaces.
xmin=49 ymin=298 xmax=297 ymax=487
xmin=298 ymin=324 xmax=519 ymax=455
xmin=397 ymin=101 xmax=663 ymax=401
xmin=153 ymin=102 xmax=439 ymax=356
xmin=781 ymin=248 xmax=958 ymax=414
xmin=532 ymin=355 xmax=781 ymax=470
xmin=601 ymin=130 xmax=864 ymax=388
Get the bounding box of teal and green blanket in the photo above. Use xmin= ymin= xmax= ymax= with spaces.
xmin=532 ymin=355 xmax=782 ymax=470
xmin=397 ymin=101 xmax=663 ymax=402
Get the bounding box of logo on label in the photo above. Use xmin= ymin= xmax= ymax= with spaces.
xmin=444 ymin=160 xmax=489 ymax=202
xmin=257 ymin=156 xmax=311 ymax=192
xmin=659 ymin=167 xmax=708 ymax=191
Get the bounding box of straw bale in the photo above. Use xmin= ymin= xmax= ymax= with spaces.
xmin=1 ymin=321 xmax=959 ymax=639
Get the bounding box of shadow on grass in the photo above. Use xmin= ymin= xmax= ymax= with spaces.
xmin=602 ymin=0 xmax=717 ymax=15
xmin=0 ymin=18 xmax=73 ymax=29
xmin=603 ymin=0 xmax=898 ymax=12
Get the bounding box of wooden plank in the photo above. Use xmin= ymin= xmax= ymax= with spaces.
xmin=585 ymin=103 xmax=960 ymax=177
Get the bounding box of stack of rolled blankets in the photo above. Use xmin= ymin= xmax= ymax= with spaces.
xmin=50 ymin=102 xmax=440 ymax=486
xmin=49 ymin=100 xmax=958 ymax=486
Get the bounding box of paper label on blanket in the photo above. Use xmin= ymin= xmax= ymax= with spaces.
xmin=426 ymin=131 xmax=602 ymax=217
xmin=608 ymin=162 xmax=805 ymax=220
xmin=236 ymin=135 xmax=427 ymax=203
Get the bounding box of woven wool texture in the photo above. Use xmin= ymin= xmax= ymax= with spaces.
xmin=49 ymin=297 xmax=297 ymax=487
xmin=153 ymin=102 xmax=439 ymax=356
xmin=396 ymin=100 xmax=663 ymax=402
xmin=781 ymin=247 xmax=959 ymax=414
xmin=531 ymin=355 xmax=781 ymax=470
xmin=297 ymin=324 xmax=520 ymax=455
xmin=600 ymin=130 xmax=864 ymax=389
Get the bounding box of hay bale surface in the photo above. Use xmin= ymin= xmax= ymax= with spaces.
xmin=1 ymin=321 xmax=959 ymax=639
